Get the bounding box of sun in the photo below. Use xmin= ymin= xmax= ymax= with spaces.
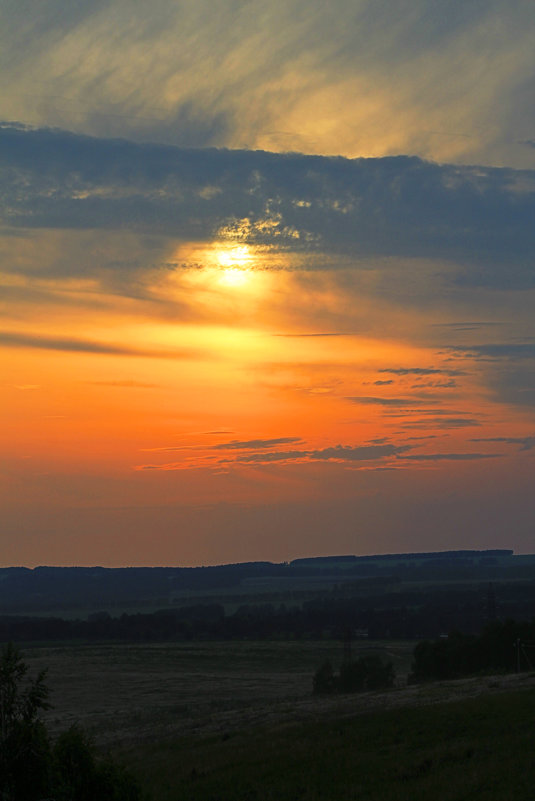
xmin=215 ymin=245 xmax=253 ymax=287
xmin=216 ymin=245 xmax=252 ymax=268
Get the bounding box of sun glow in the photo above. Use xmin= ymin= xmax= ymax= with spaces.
xmin=219 ymin=267 xmax=249 ymax=287
xmin=216 ymin=245 xmax=252 ymax=268
xmin=214 ymin=244 xmax=253 ymax=287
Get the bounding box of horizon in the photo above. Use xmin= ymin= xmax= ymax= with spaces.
xmin=1 ymin=546 xmax=521 ymax=571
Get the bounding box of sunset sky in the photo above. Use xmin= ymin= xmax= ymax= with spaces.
xmin=1 ymin=0 xmax=534 ymax=566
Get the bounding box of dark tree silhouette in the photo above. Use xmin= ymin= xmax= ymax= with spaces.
xmin=0 ymin=643 xmax=145 ymax=801
xmin=0 ymin=642 xmax=51 ymax=800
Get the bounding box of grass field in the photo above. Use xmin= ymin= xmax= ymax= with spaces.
xmin=24 ymin=639 xmax=413 ymax=744
xmin=121 ymin=685 xmax=535 ymax=800
xmin=20 ymin=640 xmax=535 ymax=799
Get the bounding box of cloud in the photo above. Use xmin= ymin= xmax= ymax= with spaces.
xmin=1 ymin=125 xmax=534 ymax=288
xmin=214 ymin=437 xmax=302 ymax=450
xmin=398 ymin=418 xmax=481 ymax=429
xmin=448 ymin=344 xmax=535 ymax=360
xmin=447 ymin=344 xmax=535 ymax=408
xmin=401 ymin=452 xmax=502 ymax=461
xmin=231 ymin=442 xmax=412 ymax=464
xmin=309 ymin=444 xmax=412 ymax=461
xmin=0 ymin=329 xmax=195 ymax=359
xmin=411 ymin=380 xmax=458 ymax=388
xmin=379 ymin=367 xmax=465 ymax=376
xmin=230 ymin=450 xmax=307 ymax=464
xmin=1 ymin=1 xmax=533 ymax=168
xmin=470 ymin=436 xmax=535 ymax=451
xmin=432 ymin=321 xmax=506 ymax=331
xmin=274 ymin=332 xmax=358 ymax=337
xmin=346 ymin=396 xmax=439 ymax=406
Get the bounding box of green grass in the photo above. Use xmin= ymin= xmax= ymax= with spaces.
xmin=122 ymin=687 xmax=535 ymax=801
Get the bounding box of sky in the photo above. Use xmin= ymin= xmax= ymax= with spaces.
xmin=1 ymin=0 xmax=534 ymax=566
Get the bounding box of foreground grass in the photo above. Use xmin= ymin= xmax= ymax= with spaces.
xmin=123 ymin=685 xmax=535 ymax=800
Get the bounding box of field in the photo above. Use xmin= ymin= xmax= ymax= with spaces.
xmin=22 ymin=640 xmax=535 ymax=799
xmin=25 ymin=639 xmax=412 ymax=744
xmin=123 ymin=685 xmax=535 ymax=800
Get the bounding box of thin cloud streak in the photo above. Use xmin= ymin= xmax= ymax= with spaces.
xmin=379 ymin=367 xmax=466 ymax=376
xmin=470 ymin=436 xmax=535 ymax=451
xmin=401 ymin=452 xmax=503 ymax=461
xmin=214 ymin=437 xmax=303 ymax=450
xmin=0 ymin=330 xmax=196 ymax=359
xmin=346 ymin=396 xmax=440 ymax=407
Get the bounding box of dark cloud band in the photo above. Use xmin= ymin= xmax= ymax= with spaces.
xmin=1 ymin=124 xmax=534 ymax=285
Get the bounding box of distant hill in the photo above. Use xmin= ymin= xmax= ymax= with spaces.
xmin=0 ymin=549 xmax=522 ymax=616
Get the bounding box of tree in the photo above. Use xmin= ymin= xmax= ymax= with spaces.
xmin=52 ymin=726 xmax=143 ymax=801
xmin=313 ymin=660 xmax=337 ymax=694
xmin=0 ymin=642 xmax=51 ymax=800
xmin=0 ymin=643 xmax=145 ymax=801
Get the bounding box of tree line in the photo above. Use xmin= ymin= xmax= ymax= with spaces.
xmin=409 ymin=619 xmax=535 ymax=682
xmin=2 ymin=579 xmax=535 ymax=643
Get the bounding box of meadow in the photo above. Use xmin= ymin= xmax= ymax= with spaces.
xmin=123 ymin=684 xmax=535 ymax=800
xmin=25 ymin=639 xmax=413 ymax=744
xmin=21 ymin=638 xmax=535 ymax=799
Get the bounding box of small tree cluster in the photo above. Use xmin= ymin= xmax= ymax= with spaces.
xmin=0 ymin=643 xmax=144 ymax=801
xmin=313 ymin=655 xmax=395 ymax=695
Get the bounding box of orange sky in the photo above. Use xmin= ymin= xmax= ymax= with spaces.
xmin=2 ymin=227 xmax=534 ymax=564
xmin=1 ymin=1 xmax=534 ymax=564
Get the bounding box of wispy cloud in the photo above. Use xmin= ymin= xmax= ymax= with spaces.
xmin=448 ymin=344 xmax=535 ymax=360
xmin=346 ymin=396 xmax=439 ymax=407
xmin=410 ymin=380 xmax=458 ymax=389
xmin=137 ymin=440 xmax=415 ymax=469
xmin=379 ymin=367 xmax=465 ymax=376
xmin=470 ymin=436 xmax=535 ymax=451
xmin=309 ymin=444 xmax=412 ymax=461
xmin=401 ymin=452 xmax=502 ymax=461
xmin=1 ymin=1 xmax=533 ymax=167
xmin=0 ymin=330 xmax=195 ymax=359
xmin=232 ymin=442 xmax=412 ymax=464
xmin=399 ymin=418 xmax=481 ymax=429
xmin=214 ymin=437 xmax=302 ymax=450
xmin=274 ymin=332 xmax=358 ymax=338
